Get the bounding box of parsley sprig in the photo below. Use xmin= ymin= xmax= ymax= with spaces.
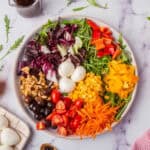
xmin=4 ymin=15 xmax=11 ymax=43
xmin=0 ymin=36 xmax=24 ymax=61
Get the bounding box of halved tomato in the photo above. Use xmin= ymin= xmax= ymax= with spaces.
xmin=74 ymin=99 xmax=84 ymax=109
xmin=36 ymin=121 xmax=46 ymax=130
xmin=56 ymin=100 xmax=66 ymax=114
xmin=51 ymin=89 xmax=61 ymax=104
xmin=57 ymin=126 xmax=67 ymax=136
xmin=63 ymin=97 xmax=72 ymax=109
xmin=61 ymin=115 xmax=69 ymax=127
xmin=51 ymin=114 xmax=63 ymax=126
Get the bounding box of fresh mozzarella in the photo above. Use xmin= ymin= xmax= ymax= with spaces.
xmin=0 ymin=116 xmax=9 ymax=130
xmin=1 ymin=128 xmax=20 ymax=146
xmin=58 ymin=59 xmax=75 ymax=77
xmin=41 ymin=45 xmax=50 ymax=54
xmin=0 ymin=145 xmax=13 ymax=150
xmin=59 ymin=77 xmax=75 ymax=93
xmin=46 ymin=70 xmax=58 ymax=83
xmin=71 ymin=66 xmax=86 ymax=82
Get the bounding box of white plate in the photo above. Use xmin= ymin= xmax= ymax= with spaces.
xmin=13 ymin=15 xmax=138 ymax=139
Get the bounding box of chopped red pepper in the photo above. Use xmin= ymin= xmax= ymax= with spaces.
xmin=86 ymin=19 xmax=100 ymax=31
xmin=92 ymin=30 xmax=101 ymax=40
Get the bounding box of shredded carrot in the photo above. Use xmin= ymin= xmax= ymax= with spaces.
xmin=112 ymin=49 xmax=122 ymax=59
xmin=75 ymin=101 xmax=119 ymax=138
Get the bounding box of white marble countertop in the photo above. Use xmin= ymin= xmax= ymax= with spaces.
xmin=0 ymin=0 xmax=150 ymax=150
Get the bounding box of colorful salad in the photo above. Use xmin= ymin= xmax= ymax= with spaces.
xmin=17 ymin=18 xmax=138 ymax=138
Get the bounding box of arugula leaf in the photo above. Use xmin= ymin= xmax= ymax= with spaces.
xmin=9 ymin=36 xmax=24 ymax=51
xmin=4 ymin=15 xmax=11 ymax=43
xmin=147 ymin=17 xmax=150 ymax=20
xmin=38 ymin=20 xmax=57 ymax=44
xmin=87 ymin=0 xmax=108 ymax=9
xmin=72 ymin=6 xmax=89 ymax=11
xmin=0 ymin=36 xmax=24 ymax=61
xmin=118 ymin=33 xmax=131 ymax=64
xmin=0 ymin=45 xmax=3 ymax=51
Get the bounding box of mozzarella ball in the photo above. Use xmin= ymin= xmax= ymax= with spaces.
xmin=71 ymin=66 xmax=86 ymax=82
xmin=59 ymin=77 xmax=75 ymax=93
xmin=0 ymin=116 xmax=9 ymax=130
xmin=58 ymin=59 xmax=75 ymax=77
xmin=0 ymin=145 xmax=13 ymax=150
xmin=1 ymin=128 xmax=20 ymax=146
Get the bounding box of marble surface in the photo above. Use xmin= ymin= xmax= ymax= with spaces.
xmin=0 ymin=0 xmax=150 ymax=150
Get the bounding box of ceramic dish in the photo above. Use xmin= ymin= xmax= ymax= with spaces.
xmin=0 ymin=107 xmax=30 ymax=149
xmin=13 ymin=15 xmax=138 ymax=138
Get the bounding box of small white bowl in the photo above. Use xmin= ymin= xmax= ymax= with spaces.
xmin=13 ymin=15 xmax=138 ymax=139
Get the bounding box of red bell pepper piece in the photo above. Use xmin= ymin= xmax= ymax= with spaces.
xmin=86 ymin=19 xmax=100 ymax=31
xmin=92 ymin=31 xmax=101 ymax=40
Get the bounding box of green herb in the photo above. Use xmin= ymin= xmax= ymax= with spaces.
xmin=87 ymin=0 xmax=108 ymax=9
xmin=38 ymin=20 xmax=57 ymax=44
xmin=147 ymin=17 xmax=150 ymax=20
xmin=115 ymin=103 xmax=128 ymax=120
xmin=72 ymin=6 xmax=89 ymax=11
xmin=4 ymin=15 xmax=11 ymax=43
xmin=0 ymin=35 xmax=24 ymax=61
xmin=118 ymin=34 xmax=131 ymax=64
xmin=0 ymin=45 xmax=3 ymax=51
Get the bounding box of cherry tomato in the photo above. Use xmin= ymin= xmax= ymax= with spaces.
xmin=74 ymin=99 xmax=84 ymax=109
xmin=46 ymin=111 xmax=56 ymax=121
xmin=36 ymin=121 xmax=46 ymax=130
xmin=70 ymin=115 xmax=82 ymax=130
xmin=51 ymin=114 xmax=63 ymax=126
xmin=56 ymin=100 xmax=66 ymax=114
xmin=105 ymin=44 xmax=115 ymax=55
xmin=66 ymin=109 xmax=77 ymax=118
xmin=61 ymin=115 xmax=69 ymax=127
xmin=51 ymin=89 xmax=61 ymax=104
xmin=57 ymin=126 xmax=67 ymax=136
xmin=63 ymin=97 xmax=72 ymax=109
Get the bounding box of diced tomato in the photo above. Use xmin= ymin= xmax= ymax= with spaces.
xmin=51 ymin=89 xmax=61 ymax=104
xmin=70 ymin=115 xmax=82 ymax=130
xmin=57 ymin=126 xmax=67 ymax=136
xmin=46 ymin=111 xmax=56 ymax=121
xmin=105 ymin=44 xmax=115 ymax=55
xmin=63 ymin=97 xmax=72 ymax=109
xmin=86 ymin=19 xmax=100 ymax=31
xmin=74 ymin=99 xmax=84 ymax=109
xmin=66 ymin=109 xmax=77 ymax=118
xmin=51 ymin=114 xmax=63 ymax=126
xmin=61 ymin=115 xmax=69 ymax=127
xmin=36 ymin=121 xmax=46 ymax=130
xmin=56 ymin=100 xmax=66 ymax=114
xmin=56 ymin=100 xmax=66 ymax=110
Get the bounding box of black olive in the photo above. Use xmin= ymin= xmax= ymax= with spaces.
xmin=29 ymin=103 xmax=34 ymax=111
xmin=44 ymin=108 xmax=52 ymax=116
xmin=34 ymin=114 xmax=45 ymax=120
xmin=47 ymin=102 xmax=53 ymax=109
xmin=40 ymin=108 xmax=45 ymax=114
xmin=37 ymin=100 xmax=47 ymax=107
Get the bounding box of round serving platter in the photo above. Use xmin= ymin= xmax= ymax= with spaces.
xmin=13 ymin=15 xmax=138 ymax=139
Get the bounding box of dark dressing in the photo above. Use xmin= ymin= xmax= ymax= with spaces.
xmin=15 ymin=0 xmax=35 ymax=6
